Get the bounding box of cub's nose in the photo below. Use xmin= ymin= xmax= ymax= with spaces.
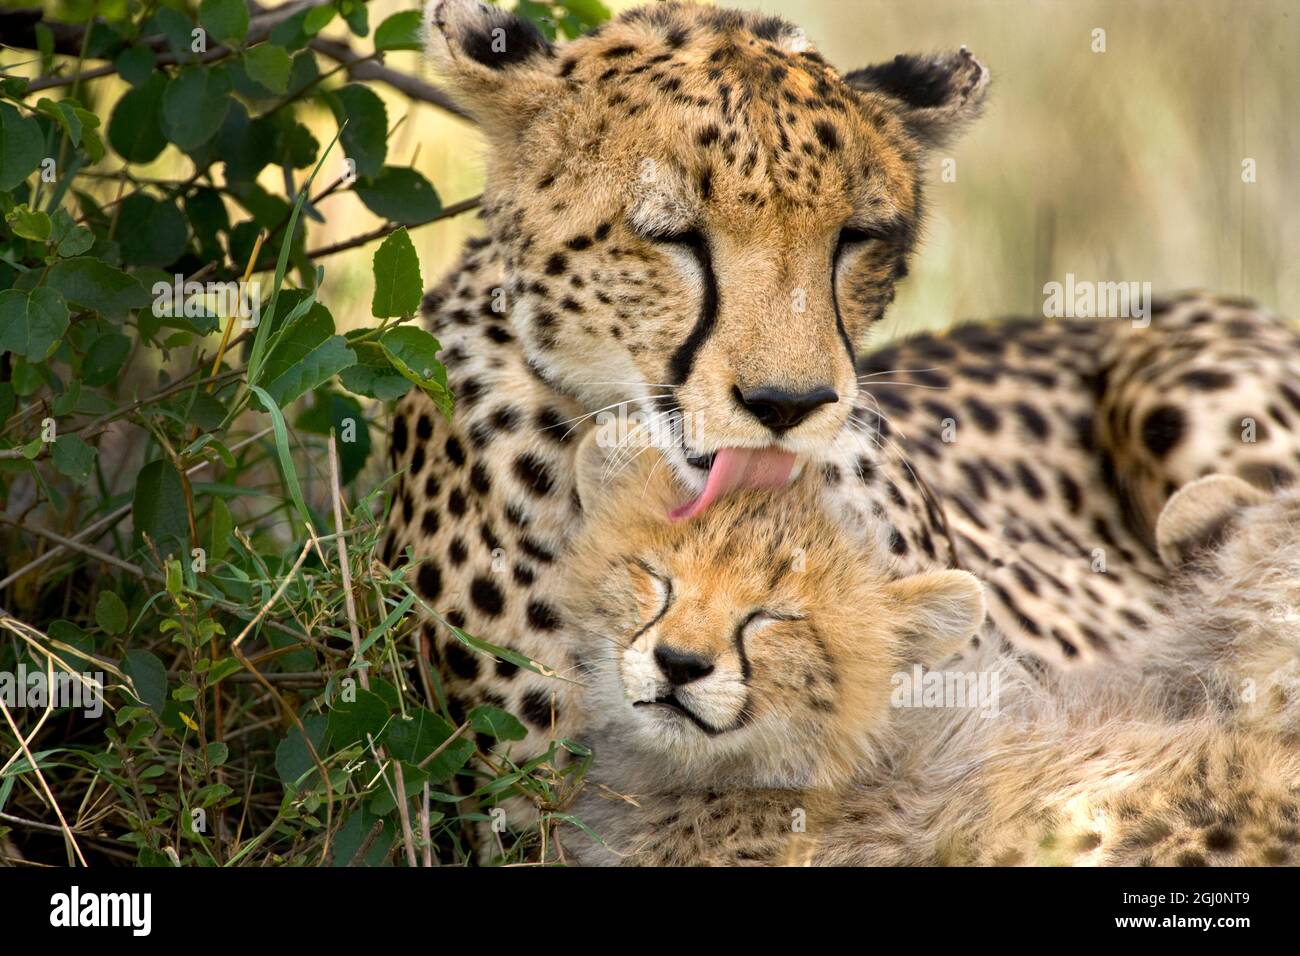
xmin=654 ymin=645 xmax=715 ymax=686
xmin=735 ymin=385 xmax=839 ymax=433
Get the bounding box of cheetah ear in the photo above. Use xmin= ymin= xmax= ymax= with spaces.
xmin=423 ymin=0 xmax=561 ymax=135
xmin=573 ymin=427 xmax=614 ymax=515
xmin=883 ymin=570 xmax=986 ymax=665
xmin=845 ymin=49 xmax=990 ymax=148
xmin=1155 ymin=474 xmax=1270 ymax=569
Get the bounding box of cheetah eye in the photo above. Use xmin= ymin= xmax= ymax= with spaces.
xmin=740 ymin=608 xmax=806 ymax=638
xmin=638 ymin=227 xmax=705 ymax=247
xmin=836 ymin=226 xmax=889 ymax=250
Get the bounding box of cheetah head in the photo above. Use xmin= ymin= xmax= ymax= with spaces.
xmin=425 ymin=0 xmax=989 ymax=514
xmin=559 ymin=431 xmax=986 ymax=789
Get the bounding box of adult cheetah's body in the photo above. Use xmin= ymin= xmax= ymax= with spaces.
xmin=385 ymin=1 xmax=1300 ymax=785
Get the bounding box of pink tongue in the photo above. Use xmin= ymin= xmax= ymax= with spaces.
xmin=669 ymin=447 xmax=797 ymax=521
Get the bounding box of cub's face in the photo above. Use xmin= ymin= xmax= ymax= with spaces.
xmin=561 ymin=436 xmax=986 ymax=788
xmin=426 ymin=0 xmax=988 ymax=494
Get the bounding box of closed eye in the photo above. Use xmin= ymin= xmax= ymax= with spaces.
xmin=637 ymin=226 xmax=705 ymax=247
xmin=629 ymin=559 xmax=674 ymax=641
xmin=838 ymin=226 xmax=884 ymax=246
xmin=740 ymin=608 xmax=806 ymax=637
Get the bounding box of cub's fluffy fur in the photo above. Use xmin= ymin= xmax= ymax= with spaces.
xmin=560 ymin=462 xmax=1300 ymax=866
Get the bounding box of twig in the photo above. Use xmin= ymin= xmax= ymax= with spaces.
xmin=418 ymin=720 xmax=471 ymax=771
xmin=0 ymin=426 xmax=274 ymax=591
xmin=328 ymin=433 xmax=366 ymax=686
xmin=307 ymin=37 xmax=471 ymax=121
xmin=0 ymin=684 xmax=89 ymax=866
xmin=251 ymin=195 xmax=484 ymax=273
xmin=229 ymin=533 xmax=335 ymax=865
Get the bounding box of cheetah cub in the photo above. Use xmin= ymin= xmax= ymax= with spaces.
xmin=558 ymin=441 xmax=1300 ymax=866
xmin=556 ymin=433 xmax=985 ymax=865
xmin=816 ymin=475 xmax=1300 ymax=867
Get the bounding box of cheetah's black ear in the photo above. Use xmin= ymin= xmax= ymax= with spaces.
xmin=1155 ymin=474 xmax=1270 ymax=570
xmin=845 ymin=49 xmax=990 ymax=148
xmin=424 ymin=0 xmax=561 ymax=136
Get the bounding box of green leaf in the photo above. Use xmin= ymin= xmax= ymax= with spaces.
xmin=245 ymin=127 xmax=341 ymax=389
xmin=0 ymin=287 xmax=69 ymax=361
xmin=383 ymin=707 xmax=474 ymax=785
xmin=207 ymin=657 xmax=242 ymax=684
xmin=6 ymin=204 xmax=51 ymax=242
xmin=132 ymin=458 xmax=189 ymax=559
xmin=327 ymin=688 xmax=390 ymax=747
xmin=374 ymin=10 xmax=423 ymax=50
xmin=275 ymin=714 xmax=327 ymax=789
xmin=117 ymin=194 xmax=188 ymax=268
xmin=557 ymin=0 xmax=613 ymax=27
xmin=355 ymin=167 xmax=442 ymax=225
xmin=198 ymin=0 xmax=249 ymax=44
xmin=81 ymin=329 xmax=132 ymax=386
xmin=108 ymin=71 xmax=168 ymax=163
xmin=338 ymin=339 xmax=412 ymax=401
xmin=205 ymin=742 xmax=230 ymax=769
xmin=273 ymin=116 xmax=319 ymax=169
xmin=50 ymin=210 xmax=95 ymax=258
xmin=330 ymin=85 xmax=387 ymax=178
xmin=123 ymin=649 xmax=168 ymax=714
xmin=36 ymin=99 xmax=83 ymax=149
xmin=45 ymin=257 xmax=151 ymax=324
xmin=114 ymin=46 xmax=156 ymax=87
xmin=469 ymin=705 xmax=528 ymax=742
xmin=162 ymin=65 xmax=233 ymax=150
xmin=0 ymin=103 xmax=43 ymax=192
xmin=371 ymin=227 xmax=422 ymax=318
xmin=331 ymin=811 xmax=396 ymax=867
xmin=303 ymin=4 xmax=337 ymax=35
xmin=378 ymin=326 xmax=453 ymax=419
xmin=242 ymin=44 xmax=292 ymax=95
xmin=95 ymin=590 xmax=129 ymax=635
xmin=209 ymin=495 xmax=233 ymax=562
xmin=341 ymin=1 xmax=368 ymax=37
xmin=249 ymin=385 xmax=313 ymax=529
xmin=259 ymin=300 xmax=357 ymax=407
xmin=216 ymin=102 xmax=276 ymax=184
xmin=51 ymin=433 xmax=96 ymax=482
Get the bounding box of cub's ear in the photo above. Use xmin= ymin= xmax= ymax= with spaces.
xmin=883 ymin=570 xmax=986 ymax=665
xmin=1155 ymin=474 xmax=1270 ymax=569
xmin=424 ymin=0 xmax=561 ymax=136
xmin=845 ymin=48 xmax=989 ymax=148
xmin=573 ymin=427 xmax=612 ymax=516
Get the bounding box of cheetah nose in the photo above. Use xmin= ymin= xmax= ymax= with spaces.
xmin=654 ymin=645 xmax=715 ymax=686
xmin=735 ymin=385 xmax=839 ymax=433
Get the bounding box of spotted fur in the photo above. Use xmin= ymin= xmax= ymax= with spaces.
xmin=560 ymin=472 xmax=1300 ymax=867
xmin=385 ymin=1 xmax=1300 ymax=796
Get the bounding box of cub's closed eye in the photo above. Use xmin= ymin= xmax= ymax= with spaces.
xmin=740 ymin=608 xmax=806 ymax=637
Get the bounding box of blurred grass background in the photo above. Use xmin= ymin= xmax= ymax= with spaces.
xmin=317 ymin=0 xmax=1299 ymax=342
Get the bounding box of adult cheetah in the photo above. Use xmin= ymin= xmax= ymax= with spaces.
xmin=384 ymin=1 xmax=1300 ymax=788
